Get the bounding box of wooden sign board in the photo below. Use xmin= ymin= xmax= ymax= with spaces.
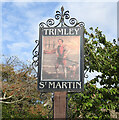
xmin=37 ymin=27 xmax=84 ymax=92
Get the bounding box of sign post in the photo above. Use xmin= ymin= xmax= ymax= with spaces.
xmin=32 ymin=6 xmax=85 ymax=119
xmin=54 ymin=92 xmax=67 ymax=119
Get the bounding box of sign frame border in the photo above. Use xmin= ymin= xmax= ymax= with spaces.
xmin=37 ymin=27 xmax=84 ymax=92
xmin=32 ymin=7 xmax=85 ymax=92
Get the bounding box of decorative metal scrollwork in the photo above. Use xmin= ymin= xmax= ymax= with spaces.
xmin=55 ymin=11 xmax=61 ymax=20
xmin=39 ymin=6 xmax=85 ymax=28
xmin=69 ymin=18 xmax=78 ymax=25
xmin=33 ymin=6 xmax=85 ymax=76
xmin=64 ymin=11 xmax=70 ymax=19
xmin=39 ymin=22 xmax=46 ymax=28
xmin=32 ymin=40 xmax=39 ymax=77
xmin=46 ymin=19 xmax=55 ymax=27
xmin=40 ymin=93 xmax=54 ymax=119
xmin=32 ymin=6 xmax=85 ymax=119
xmin=84 ymin=69 xmax=89 ymax=78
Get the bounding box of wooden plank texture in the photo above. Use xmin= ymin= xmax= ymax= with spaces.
xmin=54 ymin=92 xmax=67 ymax=119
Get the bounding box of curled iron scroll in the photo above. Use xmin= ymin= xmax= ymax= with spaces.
xmin=39 ymin=6 xmax=85 ymax=28
xmin=40 ymin=93 xmax=54 ymax=119
xmin=32 ymin=40 xmax=39 ymax=76
xmin=55 ymin=11 xmax=61 ymax=20
xmin=46 ymin=19 xmax=55 ymax=27
xmin=64 ymin=10 xmax=70 ymax=19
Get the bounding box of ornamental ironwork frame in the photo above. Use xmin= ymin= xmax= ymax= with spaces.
xmin=39 ymin=6 xmax=85 ymax=28
xmin=32 ymin=6 xmax=85 ymax=77
xmin=32 ymin=6 xmax=86 ymax=119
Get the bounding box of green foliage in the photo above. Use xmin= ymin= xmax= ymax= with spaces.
xmin=69 ymin=27 xmax=119 ymax=119
xmin=70 ymin=83 xmax=118 ymax=119
xmin=84 ymin=27 xmax=119 ymax=88
xmin=2 ymin=104 xmax=47 ymax=119
xmin=1 ymin=56 xmax=49 ymax=119
xmin=1 ymin=27 xmax=119 ymax=119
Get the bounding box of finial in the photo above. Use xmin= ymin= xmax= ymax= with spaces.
xmin=61 ymin=6 xmax=64 ymax=13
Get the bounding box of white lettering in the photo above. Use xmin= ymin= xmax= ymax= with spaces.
xmin=69 ymin=28 xmax=74 ymax=35
xmin=49 ymin=82 xmax=55 ymax=88
xmin=57 ymin=29 xmax=63 ymax=35
xmin=62 ymin=82 xmax=67 ymax=89
xmin=56 ymin=82 xmax=61 ymax=88
xmin=76 ymin=82 xmax=81 ymax=88
xmin=64 ymin=29 xmax=69 ymax=35
xmin=49 ymin=29 xmax=54 ymax=35
xmin=73 ymin=82 xmax=75 ymax=88
xmin=54 ymin=29 xmax=57 ymax=35
xmin=67 ymin=82 xmax=72 ymax=89
xmin=39 ymin=82 xmax=45 ymax=89
xmin=44 ymin=29 xmax=48 ymax=35
xmin=74 ymin=28 xmax=80 ymax=35
xmin=44 ymin=28 xmax=80 ymax=36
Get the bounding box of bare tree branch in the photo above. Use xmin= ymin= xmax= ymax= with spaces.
xmin=0 ymin=96 xmax=25 ymax=104
xmin=0 ymin=95 xmax=13 ymax=100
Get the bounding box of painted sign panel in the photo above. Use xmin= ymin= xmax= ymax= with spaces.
xmin=38 ymin=27 xmax=84 ymax=92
